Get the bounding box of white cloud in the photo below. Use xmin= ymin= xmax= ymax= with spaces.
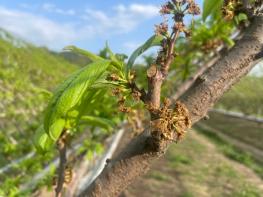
xmin=129 ymin=4 xmax=160 ymax=17
xmin=0 ymin=3 xmax=160 ymax=50
xmin=83 ymin=3 xmax=160 ymax=34
xmin=123 ymin=41 xmax=141 ymax=51
xmin=113 ymin=3 xmax=159 ymax=17
xmin=42 ymin=3 xmax=76 ymax=16
xmin=0 ymin=6 xmax=77 ymax=50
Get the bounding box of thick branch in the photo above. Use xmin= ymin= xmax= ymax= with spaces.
xmin=181 ymin=16 xmax=263 ymax=124
xmin=78 ymin=15 xmax=263 ymax=197
xmin=172 ymin=56 xmax=220 ymax=101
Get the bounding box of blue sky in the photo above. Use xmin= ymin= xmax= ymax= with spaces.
xmin=0 ymin=0 xmax=202 ymax=55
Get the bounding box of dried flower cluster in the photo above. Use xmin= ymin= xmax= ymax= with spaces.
xmin=107 ymin=70 xmax=144 ymax=113
xmin=156 ymin=0 xmax=200 ymax=36
xmin=106 ymin=73 xmax=120 ymax=81
xmin=201 ymin=39 xmax=223 ymax=53
xmin=222 ymin=0 xmax=242 ymax=20
xmin=155 ymin=0 xmax=200 ymax=74
xmin=150 ymin=99 xmax=191 ymax=142
xmin=160 ymin=0 xmax=200 ymax=15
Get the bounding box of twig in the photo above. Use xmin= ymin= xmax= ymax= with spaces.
xmin=55 ymin=131 xmax=68 ymax=197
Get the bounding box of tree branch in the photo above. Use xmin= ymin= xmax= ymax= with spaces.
xmin=55 ymin=131 xmax=68 ymax=197
xmin=77 ymin=15 xmax=263 ymax=197
xmin=172 ymin=56 xmax=220 ymax=101
xmin=146 ymin=65 xmax=163 ymax=110
xmin=181 ymin=15 xmax=263 ymax=124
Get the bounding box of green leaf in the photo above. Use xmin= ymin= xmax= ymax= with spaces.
xmin=49 ymin=119 xmax=66 ymax=140
xmin=203 ymin=0 xmax=223 ymax=21
xmin=63 ymin=45 xmax=104 ymax=62
xmin=85 ymin=150 xmax=93 ymax=160
xmin=126 ymin=35 xmax=163 ymax=75
xmin=105 ymin=42 xmax=123 ymax=70
xmin=95 ymin=143 xmax=104 ymax=154
xmin=221 ymin=35 xmax=235 ymax=47
xmin=80 ymin=115 xmax=115 ymax=131
xmin=238 ymin=13 xmax=248 ymax=22
xmin=34 ymin=126 xmax=54 ymax=153
xmin=116 ymin=53 xmax=128 ymax=61
xmin=44 ymin=60 xmax=111 ymax=140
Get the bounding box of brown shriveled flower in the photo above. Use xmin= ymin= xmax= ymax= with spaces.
xmin=201 ymin=39 xmax=222 ymax=53
xmin=145 ymin=103 xmax=160 ymax=114
xmin=64 ymin=164 xmax=73 ymax=184
xmin=106 ymin=73 xmax=119 ymax=81
xmin=171 ymin=101 xmax=191 ymax=141
xmin=163 ymin=98 xmax=172 ymax=109
xmin=150 ymin=100 xmax=191 ymax=142
xmin=132 ymin=90 xmax=142 ymax=101
xmin=221 ymin=0 xmax=240 ymax=21
xmin=173 ymin=22 xmax=185 ymax=32
xmin=172 ymin=0 xmax=187 ymax=5
xmin=119 ymin=106 xmax=131 ymax=113
xmin=112 ymin=88 xmax=121 ymax=96
xmin=117 ymin=96 xmax=126 ymax=105
xmin=155 ymin=22 xmax=168 ymax=36
xmin=187 ymin=2 xmax=201 ymax=15
xmin=160 ymin=2 xmax=173 ymax=14
xmin=183 ymin=28 xmax=191 ymax=37
xmin=222 ymin=7 xmax=235 ymax=20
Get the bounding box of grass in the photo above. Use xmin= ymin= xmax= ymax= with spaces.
xmin=216 ymin=75 xmax=263 ymax=117
xmin=202 ymin=112 xmax=263 ymax=150
xmin=148 ymin=171 xmax=172 ymax=182
xmin=170 ymin=133 xmax=262 ymax=196
xmin=179 ymin=192 xmax=194 ymax=197
xmin=167 ymin=154 xmax=192 ymax=168
xmin=124 ymin=128 xmax=263 ymax=196
xmin=195 ymin=124 xmax=263 ymax=179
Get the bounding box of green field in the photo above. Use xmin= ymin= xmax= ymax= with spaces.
xmin=199 ymin=112 xmax=263 ymax=150
xmin=0 ymin=30 xmax=79 ymax=196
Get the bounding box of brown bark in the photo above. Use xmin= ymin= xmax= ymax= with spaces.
xmin=172 ymin=56 xmax=220 ymax=101
xmin=146 ymin=65 xmax=163 ymax=110
xmin=77 ymin=15 xmax=263 ymax=197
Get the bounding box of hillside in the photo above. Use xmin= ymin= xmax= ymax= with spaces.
xmin=0 ymin=29 xmax=78 ymax=196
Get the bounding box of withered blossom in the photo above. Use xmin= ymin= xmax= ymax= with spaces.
xmin=155 ymin=22 xmax=169 ymax=36
xmin=172 ymin=0 xmax=187 ymax=5
xmin=187 ymin=2 xmax=201 ymax=15
xmin=160 ymin=2 xmax=174 ymax=14
xmin=173 ymin=22 xmax=185 ymax=32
